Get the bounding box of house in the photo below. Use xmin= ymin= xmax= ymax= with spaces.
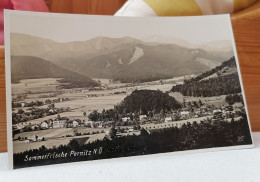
xmin=213 ymin=109 xmax=222 ymax=115
xmin=139 ymin=115 xmax=147 ymax=121
xmin=128 ymin=128 xmax=134 ymax=132
xmin=126 ymin=127 xmax=134 ymax=132
xmin=40 ymin=121 xmax=49 ymax=130
xmin=180 ymin=111 xmax=190 ymax=115
xmin=28 ymin=135 xmax=37 ymax=142
xmin=72 ymin=120 xmax=79 ymax=128
xmin=84 ymin=120 xmax=93 ymax=128
xmin=37 ymin=136 xmax=44 ymax=141
xmin=92 ymin=121 xmax=102 ymax=128
xmin=21 ymin=102 xmax=26 ymax=107
xmin=53 ymin=120 xmax=67 ymax=128
xmin=122 ymin=117 xmax=130 ymax=122
xmin=24 ymin=140 xmax=30 ymax=143
xmin=84 ymin=120 xmax=102 ymax=128
xmin=180 ymin=111 xmax=190 ymax=119
xmin=16 ymin=125 xmax=25 ymax=130
xmin=31 ymin=125 xmax=39 ymax=131
xmin=26 ymin=135 xmax=44 ymax=143
xmin=165 ymin=117 xmax=172 ymax=122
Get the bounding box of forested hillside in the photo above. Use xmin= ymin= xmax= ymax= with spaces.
xmin=115 ymin=90 xmax=181 ymax=114
xmin=171 ymin=57 xmax=242 ymax=97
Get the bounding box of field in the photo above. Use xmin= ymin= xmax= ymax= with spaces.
xmin=12 ymin=78 xmax=60 ymax=96
xmin=170 ymin=92 xmax=227 ymax=107
xmin=12 ymin=76 xmax=231 ymax=153
xmin=12 ymin=77 xmax=182 ymax=126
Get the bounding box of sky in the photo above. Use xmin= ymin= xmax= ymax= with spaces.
xmin=6 ymin=10 xmax=233 ymax=44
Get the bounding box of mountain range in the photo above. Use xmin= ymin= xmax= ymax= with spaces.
xmin=11 ymin=33 xmax=234 ymax=83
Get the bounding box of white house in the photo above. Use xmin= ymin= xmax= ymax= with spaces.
xmin=28 ymin=135 xmax=37 ymax=142
xmin=139 ymin=115 xmax=147 ymax=121
xmin=165 ymin=117 xmax=172 ymax=122
xmin=31 ymin=125 xmax=39 ymax=131
xmin=40 ymin=121 xmax=49 ymax=130
xmin=24 ymin=140 xmax=30 ymax=143
xmin=180 ymin=111 xmax=190 ymax=116
xmin=122 ymin=117 xmax=130 ymax=122
xmin=37 ymin=136 xmax=44 ymax=142
xmin=84 ymin=120 xmax=93 ymax=128
xmin=128 ymin=127 xmax=134 ymax=132
xmin=213 ymin=109 xmax=222 ymax=114
xmin=72 ymin=120 xmax=79 ymax=128
xmin=16 ymin=125 xmax=25 ymax=130
xmin=180 ymin=111 xmax=190 ymax=119
xmin=53 ymin=120 xmax=67 ymax=128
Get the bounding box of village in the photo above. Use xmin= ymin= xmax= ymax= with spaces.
xmin=11 ymin=72 xmax=246 ymax=154
xmin=13 ymin=98 xmax=244 ymax=148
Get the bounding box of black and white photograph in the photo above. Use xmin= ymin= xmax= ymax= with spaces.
xmin=5 ymin=11 xmax=253 ymax=169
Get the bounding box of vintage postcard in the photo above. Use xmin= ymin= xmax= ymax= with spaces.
xmin=5 ymin=10 xmax=253 ymax=169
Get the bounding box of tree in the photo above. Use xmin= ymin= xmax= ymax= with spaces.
xmin=18 ymin=109 xmax=25 ymax=114
xmin=198 ymin=100 xmax=203 ymax=107
xmin=68 ymin=139 xmax=80 ymax=150
xmin=88 ymin=110 xmax=99 ymax=121
xmin=83 ymin=112 xmax=87 ymax=117
xmin=39 ymin=145 xmax=47 ymax=151
xmin=160 ymin=109 xmax=166 ymax=118
xmin=148 ymin=111 xmax=153 ymax=119
xmin=109 ymin=127 xmax=117 ymax=139
xmin=140 ymin=128 xmax=149 ymax=136
xmin=73 ymin=129 xmax=78 ymax=136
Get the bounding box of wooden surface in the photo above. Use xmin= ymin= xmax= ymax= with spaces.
xmin=0 ymin=46 xmax=6 ymax=152
xmin=232 ymin=0 xmax=260 ymax=132
xmin=0 ymin=1 xmax=260 ymax=153
xmin=47 ymin=0 xmax=127 ymax=15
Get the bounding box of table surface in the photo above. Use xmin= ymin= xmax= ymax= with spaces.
xmin=1 ymin=1 xmax=260 ymax=153
xmin=0 ymin=132 xmax=260 ymax=182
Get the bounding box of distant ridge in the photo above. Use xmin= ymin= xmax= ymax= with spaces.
xmin=11 ymin=56 xmax=99 ymax=88
xmin=11 ymin=33 xmax=235 ymax=83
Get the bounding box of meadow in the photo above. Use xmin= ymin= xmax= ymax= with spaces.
xmin=12 ymin=76 xmax=232 ymax=153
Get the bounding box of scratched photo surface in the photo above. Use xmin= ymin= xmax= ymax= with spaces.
xmin=5 ymin=11 xmax=253 ymax=169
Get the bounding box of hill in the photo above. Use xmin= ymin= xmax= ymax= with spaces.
xmin=77 ymin=44 xmax=219 ymax=82
xmin=11 ymin=56 xmax=99 ymax=88
xmin=11 ymin=33 xmax=234 ymax=83
xmin=114 ymin=90 xmax=181 ymax=114
xmin=171 ymin=57 xmax=242 ymax=97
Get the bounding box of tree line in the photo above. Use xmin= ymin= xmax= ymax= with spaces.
xmin=171 ymin=73 xmax=241 ymax=97
xmin=13 ymin=113 xmax=252 ymax=169
xmin=225 ymin=94 xmax=244 ymax=105
xmin=171 ymin=57 xmax=242 ymax=97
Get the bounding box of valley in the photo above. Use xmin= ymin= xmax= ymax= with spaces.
xmin=10 ymin=33 xmax=248 ymax=158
